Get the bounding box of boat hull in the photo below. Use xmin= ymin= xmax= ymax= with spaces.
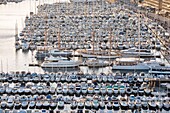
xmin=112 ymin=65 xmax=149 ymax=71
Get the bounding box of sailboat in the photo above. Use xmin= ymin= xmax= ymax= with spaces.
xmin=80 ymin=25 xmax=119 ymax=59
xmin=97 ymin=29 xmax=120 ymax=59
xmin=49 ymin=31 xmax=72 ymax=57
xmin=15 ymin=22 xmax=21 ymax=50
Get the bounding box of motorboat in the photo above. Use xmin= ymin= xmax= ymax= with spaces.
xmin=113 ymin=100 xmax=120 ymax=110
xmin=112 ymin=58 xmax=150 ymax=71
xmin=163 ymin=97 xmax=170 ymax=111
xmin=15 ymin=101 xmax=21 ymax=109
xmin=120 ymin=98 xmax=128 ymax=110
xmin=138 ymin=87 xmax=144 ymax=96
xmin=102 ymin=74 xmax=108 ymax=83
xmin=41 ymin=55 xmax=80 ymax=68
xmin=135 ymin=97 xmax=142 ymax=109
xmin=62 ymin=84 xmax=68 ymax=95
xmin=87 ymin=87 xmax=94 ymax=94
xmin=21 ymin=101 xmax=28 ymax=109
xmin=157 ymin=99 xmax=163 ymax=110
xmin=0 ymin=86 xmax=5 ymax=94
xmin=56 ymin=83 xmax=63 ymax=94
xmin=99 ymin=101 xmax=105 ymax=110
xmin=21 ymin=41 xmax=29 ymax=51
xmin=68 ymin=84 xmax=75 ymax=96
xmin=15 ymin=42 xmax=21 ymax=50
xmin=70 ymin=101 xmax=77 ymax=109
xmin=81 ymin=86 xmax=87 ymax=95
xmin=36 ymin=101 xmax=42 ymax=109
xmin=132 ymin=86 xmax=138 ymax=95
xmin=107 ymin=86 xmax=113 ymax=96
xmin=107 ymin=102 xmax=112 ymax=110
xmin=77 ymin=101 xmax=84 ymax=109
xmin=148 ymin=99 xmax=157 ymax=110
xmin=113 ymin=84 xmax=119 ymax=96
xmin=100 ymin=86 xmax=107 ymax=95
xmin=43 ymin=101 xmax=50 ymax=109
xmin=128 ymin=95 xmax=135 ymax=109
xmin=29 ymin=42 xmax=36 ymax=50
xmin=107 ymin=74 xmax=113 ymax=83
xmin=29 ymin=101 xmax=35 ymax=109
xmin=1 ymin=101 xmax=7 ymax=109
xmin=94 ymin=86 xmax=100 ymax=95
xmin=7 ymin=98 xmax=14 ymax=109
xmin=119 ymin=85 xmax=126 ymax=96
xmin=141 ymin=97 xmax=148 ymax=110
xmin=58 ymin=101 xmax=64 ymax=109
xmin=92 ymin=99 xmax=99 ymax=110
xmin=144 ymin=88 xmax=151 ymax=96
xmin=75 ymin=84 xmax=81 ymax=96
xmin=49 ymin=87 xmax=56 ymax=94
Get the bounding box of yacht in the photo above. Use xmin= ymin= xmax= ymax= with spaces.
xmin=41 ymin=55 xmax=80 ymax=68
xmin=85 ymin=58 xmax=111 ymax=68
xmin=21 ymin=42 xmax=29 ymax=51
xmin=15 ymin=42 xmax=21 ymax=50
xmin=112 ymin=58 xmax=150 ymax=71
xmin=49 ymin=49 xmax=72 ymax=57
xmin=121 ymin=47 xmax=159 ymax=58
xmin=29 ymin=42 xmax=36 ymax=50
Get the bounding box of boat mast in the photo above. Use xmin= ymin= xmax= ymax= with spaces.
xmin=58 ymin=0 xmax=61 ymax=50
xmin=109 ymin=28 xmax=112 ymax=56
xmin=92 ymin=30 xmax=95 ymax=55
xmin=34 ymin=0 xmax=36 ymax=14
xmin=92 ymin=0 xmax=95 ymax=55
xmin=15 ymin=21 xmax=18 ymax=42
xmin=6 ymin=59 xmax=8 ymax=73
xmin=1 ymin=60 xmax=3 ymax=72
xmin=137 ymin=8 xmax=141 ymax=61
xmin=44 ymin=17 xmax=48 ymax=50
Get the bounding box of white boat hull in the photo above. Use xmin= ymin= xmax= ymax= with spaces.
xmin=41 ymin=62 xmax=80 ymax=68
xmin=81 ymin=53 xmax=96 ymax=58
xmin=97 ymin=55 xmax=119 ymax=59
xmin=112 ymin=64 xmax=149 ymax=71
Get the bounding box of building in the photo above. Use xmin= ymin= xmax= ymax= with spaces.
xmin=142 ymin=0 xmax=170 ymax=13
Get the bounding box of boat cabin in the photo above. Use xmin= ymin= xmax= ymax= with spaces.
xmin=115 ymin=58 xmax=144 ymax=66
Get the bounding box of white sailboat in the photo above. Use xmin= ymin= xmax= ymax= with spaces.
xmin=21 ymin=41 xmax=29 ymax=51
xmin=15 ymin=22 xmax=21 ymax=50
